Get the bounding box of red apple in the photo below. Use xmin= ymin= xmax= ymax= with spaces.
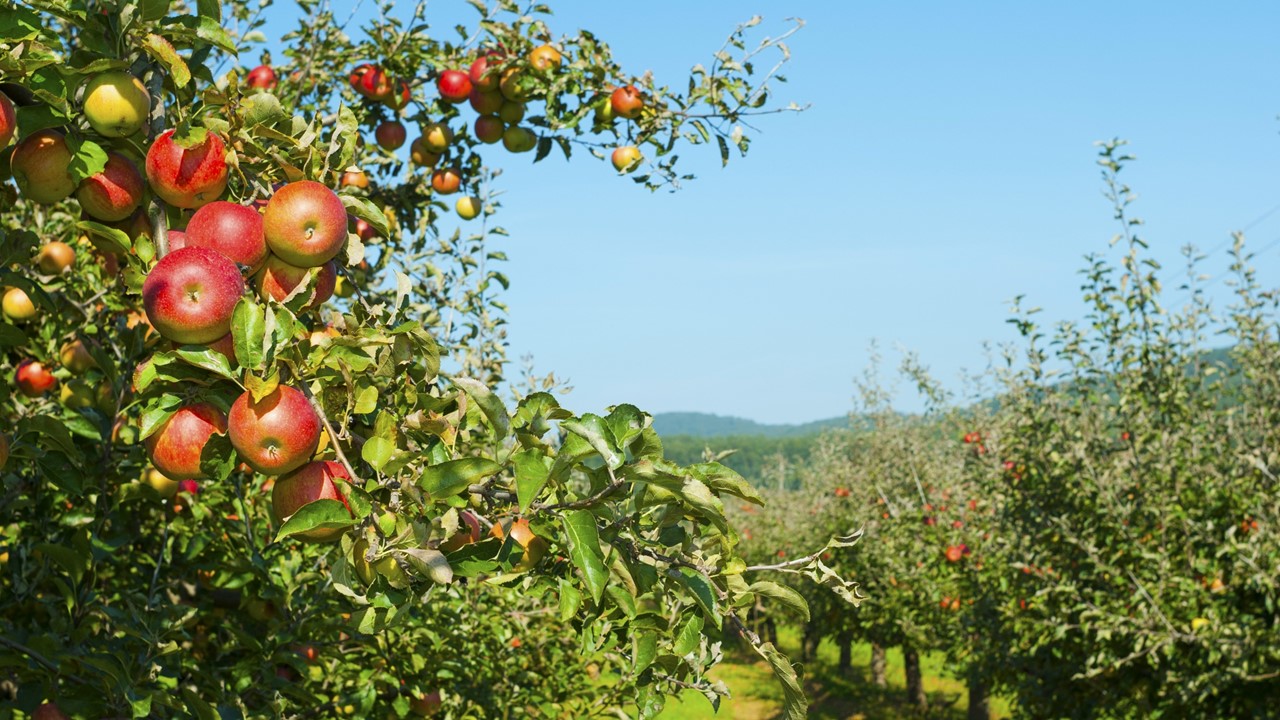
xmin=228 ymin=385 xmax=322 ymax=475
xmin=145 ymin=129 xmax=229 ymax=209
xmin=145 ymin=403 xmax=228 ymax=480
xmin=262 ymin=180 xmax=349 ymax=267
xmin=32 ymin=702 xmax=70 ymax=720
xmin=246 ymin=64 xmax=277 ymax=90
xmin=166 ymin=229 xmax=187 ymax=252
xmin=351 ymin=216 xmax=377 ymax=241
xmin=255 ymin=256 xmax=336 ymax=309
xmin=430 ymin=168 xmax=462 ymax=195
xmin=610 ymin=145 xmax=642 ymax=173
xmin=440 ymin=511 xmax=483 ymax=552
xmin=350 ymin=64 xmax=391 ymax=100
xmin=76 ymin=151 xmax=145 ymax=221
xmin=410 ymin=690 xmax=442 ymax=717
xmin=944 ymin=545 xmax=964 ymax=563
xmin=469 ymin=51 xmax=503 ymax=92
xmin=473 ymin=116 xmax=505 ymax=144
xmin=469 ymin=88 xmax=504 ymax=115
xmin=142 ymin=246 xmax=246 ymax=344
xmin=437 ymin=69 xmax=472 ymax=104
xmin=11 ymin=129 xmax=75 ymax=204
xmin=15 ymin=359 xmax=57 ymax=397
xmin=384 ymin=79 xmax=412 ymax=110
xmin=0 ymin=92 xmax=15 ymax=148
xmin=610 ymin=85 xmax=643 ymax=119
xmin=375 ymin=120 xmax=406 ymax=150
xmin=489 ymin=518 xmax=548 ymax=572
xmin=185 ymin=201 xmax=269 ymax=271
xmin=272 ymin=460 xmax=354 ymax=542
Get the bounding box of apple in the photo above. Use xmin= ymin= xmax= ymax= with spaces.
xmin=15 ymin=359 xmax=57 ymax=397
xmin=440 ymin=511 xmax=482 ymax=552
xmin=455 ymin=197 xmax=481 ymax=220
xmin=499 ymin=67 xmax=529 ymax=101
xmin=350 ymin=64 xmax=392 ymax=100
xmin=430 ymin=168 xmax=462 ymax=195
xmin=469 ymin=53 xmax=501 ymax=92
xmin=473 ymin=116 xmax=504 ymax=144
xmin=60 ymin=339 xmax=96 ymax=373
xmin=82 ymin=71 xmax=150 ymax=137
xmin=469 ymin=88 xmax=504 ymax=116
xmin=610 ymin=145 xmax=642 ymax=173
xmin=76 ymin=151 xmax=145 ymax=221
xmin=185 ymin=201 xmax=269 ymax=271
xmin=410 ymin=691 xmax=442 ymax=717
xmin=36 ymin=241 xmax=76 ymax=274
xmin=143 ymin=246 xmax=245 ymax=344
xmin=341 ymin=170 xmax=369 ymax=189
xmin=60 ymin=378 xmax=96 ymax=409
xmin=145 ymin=403 xmax=227 ymax=480
xmin=166 ymin=229 xmax=187 ymax=252
xmin=610 ymin=85 xmax=643 ymax=119
xmin=11 ymin=129 xmax=75 ymax=204
xmin=944 ymin=545 xmax=964 ymax=563
xmin=384 ymin=79 xmax=412 ymax=110
xmin=144 ymin=467 xmax=180 ymax=498
xmin=271 ymin=460 xmax=353 ymax=542
xmin=32 ymin=702 xmax=70 ymax=720
xmin=0 ymin=92 xmax=15 ymax=147
xmin=263 ymin=181 xmax=349 ymax=267
xmin=351 ymin=216 xmax=377 ymax=241
xmin=2 ymin=288 xmax=37 ymax=322
xmin=497 ymin=101 xmax=525 ymax=124
xmin=421 ymin=123 xmax=452 ymax=153
xmin=145 ymin=129 xmax=229 ymax=209
xmin=228 ymin=384 xmax=322 ymax=475
xmin=501 ymin=126 xmax=536 ymax=153
xmin=529 ymin=44 xmax=562 ymax=71
xmin=0 ymin=432 xmax=9 ymax=469
xmin=375 ymin=120 xmax=406 ymax=150
xmin=255 ymin=256 xmax=337 ymax=309
xmin=246 ymin=64 xmax=277 ymax=90
xmin=409 ymin=138 xmax=440 ymax=167
xmin=489 ymin=518 xmax=548 ymax=572
xmin=437 ymin=69 xmax=472 ymax=103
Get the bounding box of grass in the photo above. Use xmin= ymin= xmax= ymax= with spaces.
xmin=656 ymin=627 xmax=1012 ymax=720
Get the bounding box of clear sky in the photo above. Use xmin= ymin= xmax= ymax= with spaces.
xmin=261 ymin=2 xmax=1280 ymax=423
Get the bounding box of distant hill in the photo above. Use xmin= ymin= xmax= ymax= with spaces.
xmin=651 ymin=412 xmax=850 ymax=439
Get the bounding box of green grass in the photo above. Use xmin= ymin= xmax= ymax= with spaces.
xmin=657 ymin=627 xmax=1012 ymax=720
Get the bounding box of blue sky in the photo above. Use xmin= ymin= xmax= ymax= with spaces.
xmin=260 ymin=2 xmax=1280 ymax=423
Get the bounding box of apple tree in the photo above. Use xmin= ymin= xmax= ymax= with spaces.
xmin=0 ymin=1 xmax=861 ymax=718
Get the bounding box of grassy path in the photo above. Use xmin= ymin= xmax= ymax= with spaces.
xmin=657 ymin=629 xmax=1011 ymax=719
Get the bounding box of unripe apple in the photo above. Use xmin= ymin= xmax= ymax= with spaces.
xmin=409 ymin=138 xmax=440 ymax=167
xmin=375 ymin=120 xmax=406 ymax=150
xmin=489 ymin=518 xmax=548 ymax=572
xmin=263 ymin=180 xmax=349 ymax=267
xmin=246 ymin=64 xmax=277 ymax=90
xmin=271 ymin=460 xmax=353 ymax=542
xmin=228 ymin=385 xmax=322 ymax=475
xmin=60 ymin=339 xmax=96 ymax=373
xmin=15 ymin=359 xmax=57 ymax=397
xmin=499 ymin=67 xmax=529 ymax=102
xmin=76 ymin=151 xmax=145 ymax=221
xmin=430 ymin=168 xmax=462 ymax=195
xmin=11 ymin=129 xmax=75 ymax=204
xmin=610 ymin=85 xmax=643 ymax=119
xmin=83 ymin=71 xmax=150 ymax=137
xmin=0 ymin=92 xmax=15 ymax=148
xmin=421 ymin=123 xmax=452 ymax=153
xmin=142 ymin=246 xmax=246 ymax=344
xmin=473 ymin=116 xmax=504 ymax=144
xmin=611 ymin=146 xmax=642 ymax=173
xmin=469 ymin=87 xmax=504 ymax=115
xmin=501 ymin=126 xmax=536 ymax=153
xmin=255 ymin=256 xmax=336 ymax=309
xmin=455 ymin=197 xmax=481 ymax=220
xmin=497 ymin=101 xmax=525 ymax=124
xmin=437 ymin=69 xmax=472 ymax=104
xmin=185 ymin=201 xmax=269 ymax=271
xmin=529 ymin=44 xmax=562 ymax=71
xmin=145 ymin=403 xmax=227 ymax=480
xmin=36 ymin=241 xmax=76 ymax=274
xmin=2 ymin=288 xmax=37 ymax=322
xmin=469 ymin=52 xmax=502 ymax=92
xmin=146 ymin=129 xmax=229 ymax=209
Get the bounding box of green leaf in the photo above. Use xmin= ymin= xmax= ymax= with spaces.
xmin=453 ymin=377 xmax=511 ymax=440
xmin=339 ymin=194 xmax=390 ymax=237
xmin=748 ymin=581 xmax=809 ymax=621
xmin=0 ymin=323 xmax=28 ymax=346
xmin=512 ymin=449 xmax=550 ymax=512
xmin=605 ymin=403 xmax=647 ymax=451
xmin=361 ymin=437 xmax=394 ymax=471
xmin=353 ymin=384 xmax=378 ymax=415
xmin=691 ymin=462 xmax=764 ymax=505
xmin=172 ymin=346 xmax=235 ymax=379
xmin=562 ymin=414 xmax=622 ymax=470
xmin=66 ymin=136 xmax=108 ymax=184
xmin=633 ymin=632 xmax=658 ymax=674
xmin=140 ymin=0 xmax=171 ymax=21
xmin=419 ymin=457 xmax=501 ymax=499
xmin=142 ymin=34 xmax=191 ymax=87
xmin=399 ymin=547 xmax=453 ymax=585
xmin=193 ymin=15 xmax=237 ymax=53
xmin=196 ymin=0 xmax=220 ymax=20
xmin=558 ymin=578 xmax=582 ymax=622
xmin=755 ymin=641 xmax=807 ymax=720
xmin=231 ymin=296 xmax=266 ymax=371
xmin=562 ymin=510 xmax=608 ymax=604
xmin=677 ymin=568 xmax=721 ymax=628
xmin=76 ymin=221 xmax=131 ymax=255
xmin=673 ymin=613 xmax=704 ymax=656
xmin=274 ymin=499 xmax=354 ymax=542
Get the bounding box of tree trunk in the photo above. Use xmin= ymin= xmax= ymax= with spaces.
xmin=800 ymin=623 xmax=819 ymax=660
xmin=837 ymin=630 xmax=852 ymax=673
xmin=870 ymin=642 xmax=888 ymax=687
xmin=904 ymin=645 xmax=927 ymax=712
xmin=967 ymin=671 xmax=991 ymax=720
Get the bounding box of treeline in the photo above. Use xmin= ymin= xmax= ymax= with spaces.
xmin=660 ymin=433 xmax=839 ymax=487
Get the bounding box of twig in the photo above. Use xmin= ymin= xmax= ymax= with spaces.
xmin=0 ymin=636 xmax=93 ymax=687
xmin=144 ymin=65 xmax=169 ymax=258
xmin=299 ymin=381 xmax=361 ymax=484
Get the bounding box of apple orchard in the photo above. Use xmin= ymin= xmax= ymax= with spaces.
xmin=0 ymin=1 xmax=867 ymax=719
